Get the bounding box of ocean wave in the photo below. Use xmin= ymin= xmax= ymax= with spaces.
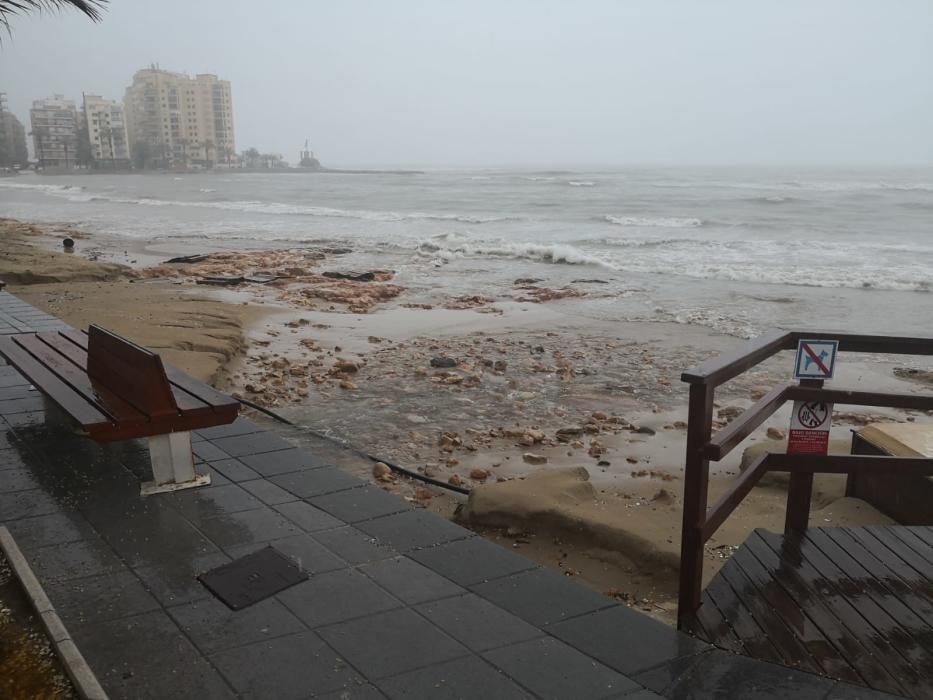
xmin=0 ymin=181 xmax=84 ymax=193
xmin=1 ymin=183 xmax=516 ymax=224
xmin=567 ymin=180 xmax=596 ymax=187
xmin=418 ymin=236 xmax=615 ymax=268
xmin=199 ymin=188 xmax=217 ymax=193
xmin=604 ymin=215 xmax=703 ymax=228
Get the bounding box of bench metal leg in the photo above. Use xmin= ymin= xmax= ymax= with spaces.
xmin=141 ymin=432 xmax=210 ymax=496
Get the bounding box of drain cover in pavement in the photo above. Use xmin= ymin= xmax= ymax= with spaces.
xmin=199 ymin=546 xmax=308 ymax=610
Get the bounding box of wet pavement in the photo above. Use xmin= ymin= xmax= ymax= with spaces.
xmin=0 ymin=292 xmax=900 ymax=699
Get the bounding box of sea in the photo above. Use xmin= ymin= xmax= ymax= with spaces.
xmin=1 ymin=166 xmax=931 ymax=339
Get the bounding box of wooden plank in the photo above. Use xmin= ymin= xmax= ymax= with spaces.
xmin=0 ymin=336 xmax=112 ymax=430
xmin=16 ymin=334 xmax=149 ymax=426
xmin=744 ymin=532 xmax=899 ymax=692
xmin=691 ymin=593 xmax=746 ymax=654
xmin=757 ymin=531 xmax=918 ymax=697
xmin=868 ymin=528 xmax=933 ymax=581
xmin=764 ymin=453 xmax=933 ymax=476
xmin=681 ymin=329 xmax=793 ymax=386
xmin=705 ymin=383 xmax=791 ymax=460
xmin=60 ymin=328 xmax=237 ymax=413
xmin=703 ymin=561 xmax=784 ymax=664
xmin=703 ymin=453 xmax=769 ymax=541
xmin=884 ymin=528 xmax=933 ymax=571
xmin=86 ymin=325 xmax=177 ymax=418
xmin=718 ymin=550 xmax=826 ymax=675
xmin=38 ymin=331 xmax=214 ymax=417
xmin=805 ymin=528 xmax=933 ymax=679
xmin=786 ymin=386 xmax=933 ymax=412
xmin=826 ymin=528 xmax=933 ymax=630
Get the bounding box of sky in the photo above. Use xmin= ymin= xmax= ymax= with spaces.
xmin=1 ymin=1 xmax=931 ymax=167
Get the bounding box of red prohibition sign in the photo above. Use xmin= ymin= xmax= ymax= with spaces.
xmin=797 ymin=401 xmax=829 ymax=429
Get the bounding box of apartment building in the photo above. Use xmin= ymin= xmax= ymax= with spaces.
xmin=29 ymin=94 xmax=79 ymax=169
xmin=124 ymin=67 xmax=235 ymax=168
xmin=0 ymin=93 xmax=28 ymax=168
xmin=82 ymin=94 xmax=130 ymax=168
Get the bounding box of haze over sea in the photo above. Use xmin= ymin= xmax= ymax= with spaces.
xmin=2 ymin=166 xmax=932 ymax=339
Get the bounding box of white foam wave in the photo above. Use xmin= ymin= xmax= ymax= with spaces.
xmin=199 ymin=188 xmax=216 ymax=193
xmin=418 ymin=236 xmax=615 ymax=268
xmin=567 ymin=180 xmax=596 ymax=187
xmin=604 ymin=215 xmax=703 ymax=228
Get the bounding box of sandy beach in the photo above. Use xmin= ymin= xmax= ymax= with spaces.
xmin=2 ymin=216 xmax=930 ymax=623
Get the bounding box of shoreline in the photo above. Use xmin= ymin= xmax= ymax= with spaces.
xmin=2 ymin=216 xmax=929 ymax=623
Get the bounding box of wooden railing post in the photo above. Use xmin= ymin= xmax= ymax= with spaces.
xmin=678 ymin=382 xmax=714 ymax=628
xmin=784 ymin=379 xmax=823 ymax=535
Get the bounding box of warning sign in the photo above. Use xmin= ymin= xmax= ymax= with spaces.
xmin=794 ymin=339 xmax=838 ymax=380
xmin=787 ymin=400 xmax=833 ymax=454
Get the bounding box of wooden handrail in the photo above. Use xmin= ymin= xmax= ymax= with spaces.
xmin=677 ymin=329 xmax=933 ymax=630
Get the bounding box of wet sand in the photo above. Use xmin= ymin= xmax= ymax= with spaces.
xmin=3 ymin=217 xmax=930 ymax=623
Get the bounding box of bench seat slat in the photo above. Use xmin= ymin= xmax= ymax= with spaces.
xmin=17 ymin=334 xmax=151 ymax=426
xmin=0 ymin=336 xmax=113 ymax=430
xmin=37 ymin=331 xmax=215 ymax=420
xmin=59 ymin=329 xmax=237 ymax=414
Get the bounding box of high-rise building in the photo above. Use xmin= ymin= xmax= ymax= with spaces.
xmin=29 ymin=94 xmax=79 ymax=169
xmin=124 ymin=67 xmax=235 ymax=169
xmin=0 ymin=93 xmax=28 ymax=168
xmin=82 ymin=94 xmax=130 ymax=168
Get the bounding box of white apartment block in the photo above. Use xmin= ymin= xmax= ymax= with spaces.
xmin=83 ymin=94 xmax=130 ymax=167
xmin=124 ymin=67 xmax=235 ymax=168
xmin=29 ymin=94 xmax=79 ymax=169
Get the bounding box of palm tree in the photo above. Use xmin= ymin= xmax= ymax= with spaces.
xmin=200 ymin=139 xmax=214 ymax=169
xmin=0 ymin=0 xmax=106 ymax=32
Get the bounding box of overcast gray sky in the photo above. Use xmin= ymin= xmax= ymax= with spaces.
xmin=1 ymin=1 xmax=931 ymax=167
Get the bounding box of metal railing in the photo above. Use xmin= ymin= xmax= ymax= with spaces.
xmin=677 ymin=330 xmax=933 ymax=629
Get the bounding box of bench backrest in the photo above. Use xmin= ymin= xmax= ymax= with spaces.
xmin=86 ymin=324 xmax=178 ymax=418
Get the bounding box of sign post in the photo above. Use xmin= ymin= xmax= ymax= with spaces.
xmin=787 ymin=400 xmax=832 ymax=454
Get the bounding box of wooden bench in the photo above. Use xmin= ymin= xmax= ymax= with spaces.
xmin=0 ymin=324 xmax=239 ymax=494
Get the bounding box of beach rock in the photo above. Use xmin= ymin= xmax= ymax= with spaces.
xmin=591 ymin=411 xmax=608 ymax=421
xmin=556 ymin=427 xmax=583 ymax=442
xmin=333 ymin=359 xmax=359 ymax=373
xmin=518 ymin=434 xmax=536 ymax=447
xmin=588 ymin=441 xmax=605 ymax=458
xmin=339 ymin=380 xmax=357 ymax=390
xmin=652 ymin=488 xmax=674 ymax=505
xmin=514 ymin=278 xmax=544 ymax=285
xmin=372 ymin=462 xmax=393 ymax=482
xmin=430 ymin=356 xmax=458 ymax=368
xmin=522 ymin=452 xmax=548 ymax=465
xmin=414 ymin=487 xmax=433 ymax=501
xmin=493 ymin=360 xmax=508 ymax=372
xmin=322 ymin=270 xmax=376 ymax=282
xmin=766 ymin=427 xmax=786 ymax=440
xmin=634 ymin=426 xmax=656 ymax=436
xmin=470 ymin=468 xmax=490 ymax=481
xmin=448 ymin=474 xmax=465 ymax=487
xmin=750 ymin=385 xmax=771 ymax=400
xmin=717 ymin=406 xmax=743 ymax=422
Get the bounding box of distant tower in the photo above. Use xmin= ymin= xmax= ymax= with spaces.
xmin=300 ymin=138 xmax=314 ymax=162
xmin=299 ymin=138 xmax=321 ymax=169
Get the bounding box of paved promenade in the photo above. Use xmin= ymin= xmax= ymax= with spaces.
xmin=0 ymin=292 xmax=893 ymax=699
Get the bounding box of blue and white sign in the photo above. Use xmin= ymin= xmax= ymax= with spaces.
xmin=793 ymin=339 xmax=839 ymax=380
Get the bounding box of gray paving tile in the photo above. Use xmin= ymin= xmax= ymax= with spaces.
xmin=824 ymin=681 xmax=903 ymax=699
xmin=240 ymin=478 xmax=298 ymax=505
xmin=211 ymin=431 xmax=294 ymax=457
xmin=196 ymin=419 xmax=263 ymax=440
xmin=271 ymin=467 xmax=365 ymax=497
xmin=210 ymin=630 xmax=363 ymax=700
xmin=611 ymin=692 xmax=664 ymax=700
xmin=27 ymin=537 xmax=124 ymax=583
xmin=167 ymin=595 xmax=306 ymax=654
xmin=471 ymin=568 xmax=616 ymax=627
xmin=314 ymin=526 xmax=398 ymax=565
xmin=209 ymin=457 xmax=262 ymax=483
xmin=275 ymin=500 xmax=344 ymax=532
xmin=316 ymin=683 xmax=387 ymax=699
xmin=166 ymin=483 xmax=264 ymax=523
xmin=278 ymin=568 xmax=400 ymax=628
xmin=633 ymin=649 xmax=836 ymax=699
xmin=309 ymin=485 xmax=411 ymax=523
xmin=548 ymin=606 xmax=709 ymax=676
xmin=410 ymin=537 xmax=538 ymax=586
xmin=46 ymin=571 xmax=160 ymax=627
xmin=0 ymin=467 xmax=39 ymax=493
xmin=241 ymin=447 xmax=332 ymax=475
xmin=73 ymin=610 xmax=235 ymax=699
xmin=319 ymin=608 xmax=470 ymax=680
xmin=2 ymin=410 xmax=45 ymax=427
xmin=3 ymin=511 xmax=96 ymax=550
xmin=356 ymin=510 xmax=472 ymax=552
xmin=483 ymin=636 xmax=638 ymax=700
xmin=0 ymin=395 xmax=45 ymax=414
xmin=197 ymin=507 xmax=303 ymax=550
xmin=191 ymin=440 xmax=232 ymax=462
xmin=133 ymin=551 xmax=233 ymax=607
xmin=416 ymin=593 xmax=545 ymax=653
xmin=377 ymin=655 xmax=534 ymax=700
xmin=0 ymin=488 xmax=61 ymax=521
xmin=360 ymin=556 xmax=465 ymax=605
xmin=227 ymin=534 xmax=347 ymax=575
